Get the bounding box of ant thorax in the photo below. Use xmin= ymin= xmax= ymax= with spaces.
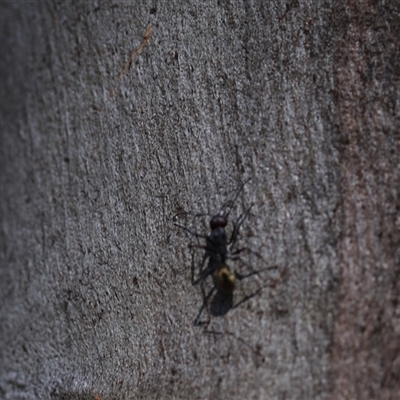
xmin=207 ymin=226 xmax=228 ymax=263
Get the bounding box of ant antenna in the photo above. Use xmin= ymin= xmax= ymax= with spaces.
xmin=218 ymin=177 xmax=252 ymax=219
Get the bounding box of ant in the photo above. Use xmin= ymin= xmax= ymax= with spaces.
xmin=175 ymin=178 xmax=278 ymax=326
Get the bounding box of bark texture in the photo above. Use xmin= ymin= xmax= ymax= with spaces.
xmin=0 ymin=1 xmax=399 ymax=399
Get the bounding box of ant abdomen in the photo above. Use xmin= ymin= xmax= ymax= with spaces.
xmin=213 ymin=265 xmax=235 ymax=295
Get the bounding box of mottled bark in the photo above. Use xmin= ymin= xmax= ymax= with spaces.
xmin=0 ymin=1 xmax=399 ymax=399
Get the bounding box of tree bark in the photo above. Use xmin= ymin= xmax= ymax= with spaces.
xmin=0 ymin=1 xmax=399 ymax=399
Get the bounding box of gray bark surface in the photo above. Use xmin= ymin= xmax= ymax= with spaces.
xmin=0 ymin=1 xmax=399 ymax=399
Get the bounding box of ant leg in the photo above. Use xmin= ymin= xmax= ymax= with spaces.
xmin=230 ymin=248 xmax=277 ymax=277
xmin=192 ymin=253 xmax=212 ymax=286
xmin=232 ymin=285 xmax=265 ymax=309
xmin=234 ymin=265 xmax=279 ymax=281
xmin=174 ymin=223 xmax=208 ymax=240
xmin=230 ymin=246 xmax=263 ymax=260
xmin=174 ymin=211 xmax=207 ymax=218
xmin=194 ymin=284 xmax=214 ymax=327
xmin=232 ymin=245 xmax=280 ymax=279
xmin=228 ymin=205 xmax=252 ymax=245
xmin=217 ymin=199 xmax=234 ymax=216
xmin=190 ymin=251 xmax=198 ymax=286
xmin=218 ymin=177 xmax=252 ymax=218
xmin=233 ymin=267 xmax=287 ymax=308
xmin=176 ymin=224 xmax=212 ymax=285
xmin=203 ymin=329 xmax=261 ymax=358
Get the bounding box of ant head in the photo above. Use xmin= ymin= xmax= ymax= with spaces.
xmin=210 ymin=214 xmax=227 ymax=230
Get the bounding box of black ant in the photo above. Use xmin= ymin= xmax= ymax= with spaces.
xmin=175 ymin=178 xmax=278 ymax=326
